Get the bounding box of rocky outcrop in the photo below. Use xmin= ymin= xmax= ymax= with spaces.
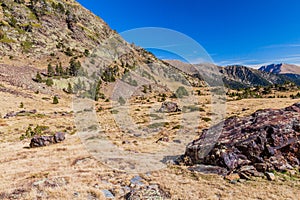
xmin=3 ymin=109 xmax=37 ymax=119
xmin=158 ymin=102 xmax=181 ymax=113
xmin=30 ymin=132 xmax=65 ymax=148
xmin=184 ymin=103 xmax=300 ymax=176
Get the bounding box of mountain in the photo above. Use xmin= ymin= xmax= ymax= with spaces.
xmin=0 ymin=0 xmax=192 ymax=96
xmin=220 ymin=65 xmax=290 ymax=89
xmin=259 ymin=63 xmax=300 ymax=75
xmin=259 ymin=63 xmax=300 ymax=86
xmin=166 ymin=60 xmax=291 ymax=89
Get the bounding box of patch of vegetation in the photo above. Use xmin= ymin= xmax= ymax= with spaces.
xmin=182 ymin=105 xmax=204 ymax=112
xmin=101 ymin=66 xmax=118 ymax=82
xmin=227 ymin=82 xmax=299 ymax=100
xmin=20 ymin=125 xmax=49 ymax=140
xmin=45 ymin=78 xmax=53 ymax=87
xmin=202 ymin=117 xmax=211 ymax=122
xmin=21 ymin=40 xmax=33 ymax=53
xmin=149 ymin=113 xmax=163 ymax=120
xmin=84 ymin=49 xmax=90 ymax=57
xmin=53 ymin=96 xmax=59 ymax=104
xmin=148 ymin=122 xmax=169 ymax=129
xmin=118 ymin=96 xmax=126 ymax=105
xmin=110 ymin=109 xmax=119 ymax=114
xmin=33 ymin=72 xmax=43 ymax=83
xmin=174 ymin=86 xmax=189 ymax=98
xmin=0 ymin=34 xmax=15 ymax=43
xmin=172 ymin=125 xmax=183 ymax=129
xmin=290 ymin=92 xmax=300 ymax=99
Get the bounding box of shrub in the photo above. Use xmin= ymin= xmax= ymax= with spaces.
xmin=47 ymin=63 xmax=54 ymax=76
xmin=20 ymin=102 xmax=24 ymax=108
xmin=175 ymin=86 xmax=189 ymax=98
xmin=67 ymin=82 xmax=73 ymax=94
xmin=65 ymin=47 xmax=73 ymax=56
xmin=69 ymin=58 xmax=81 ymax=76
xmin=84 ymin=49 xmax=90 ymax=57
xmin=118 ymin=96 xmax=126 ymax=105
xmin=20 ymin=125 xmax=49 ymax=140
xmin=202 ymin=117 xmax=211 ymax=122
xmin=53 ymin=96 xmax=59 ymax=104
xmin=45 ymin=78 xmax=53 ymax=87
xmin=34 ymin=72 xmax=43 ymax=83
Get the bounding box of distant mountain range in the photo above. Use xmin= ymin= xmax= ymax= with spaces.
xmin=166 ymin=60 xmax=300 ymax=89
xmin=259 ymin=63 xmax=300 ymax=75
xmin=259 ymin=63 xmax=300 ymax=86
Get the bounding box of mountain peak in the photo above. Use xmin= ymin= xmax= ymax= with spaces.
xmin=259 ymin=63 xmax=300 ymax=75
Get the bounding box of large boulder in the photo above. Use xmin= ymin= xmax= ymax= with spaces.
xmin=30 ymin=132 xmax=65 ymax=148
xmin=158 ymin=102 xmax=181 ymax=113
xmin=184 ymin=103 xmax=300 ymax=176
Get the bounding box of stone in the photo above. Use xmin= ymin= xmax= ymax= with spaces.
xmin=265 ymin=172 xmax=276 ymax=181
xmin=125 ymin=184 xmax=170 ymax=200
xmin=3 ymin=109 xmax=37 ymax=119
xmin=54 ymin=132 xmax=65 ymax=143
xmin=102 ymin=190 xmax=114 ymax=199
xmin=184 ymin=103 xmax=300 ymax=177
xmin=225 ymin=173 xmax=240 ymax=181
xmin=158 ymin=102 xmax=181 ymax=113
xmin=30 ymin=132 xmax=65 ymax=148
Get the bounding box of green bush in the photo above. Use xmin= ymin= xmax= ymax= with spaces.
xmin=20 ymin=125 xmax=49 ymax=140
xmin=34 ymin=72 xmax=43 ymax=83
xmin=47 ymin=63 xmax=54 ymax=76
xmin=67 ymin=82 xmax=73 ymax=94
xmin=53 ymin=96 xmax=59 ymax=104
xmin=118 ymin=96 xmax=126 ymax=105
xmin=45 ymin=78 xmax=53 ymax=87
xmin=175 ymin=86 xmax=189 ymax=98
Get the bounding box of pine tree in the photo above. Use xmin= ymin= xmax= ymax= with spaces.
xmin=35 ymin=72 xmax=42 ymax=83
xmin=67 ymin=82 xmax=73 ymax=94
xmin=53 ymin=96 xmax=59 ymax=104
xmin=55 ymin=64 xmax=60 ymax=76
xmin=47 ymin=63 xmax=54 ymax=76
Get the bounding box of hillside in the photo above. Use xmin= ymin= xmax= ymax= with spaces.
xmin=0 ymin=0 xmax=194 ymax=98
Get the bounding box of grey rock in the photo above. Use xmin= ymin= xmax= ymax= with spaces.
xmin=265 ymin=172 xmax=276 ymax=181
xmin=158 ymin=102 xmax=181 ymax=113
xmin=102 ymin=189 xmax=114 ymax=199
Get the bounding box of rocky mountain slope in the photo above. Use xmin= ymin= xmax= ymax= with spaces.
xmin=166 ymin=60 xmax=292 ymax=89
xmin=259 ymin=63 xmax=300 ymax=86
xmin=0 ymin=0 xmax=197 ymax=98
xmin=259 ymin=63 xmax=300 ymax=75
xmin=220 ymin=65 xmax=290 ymax=89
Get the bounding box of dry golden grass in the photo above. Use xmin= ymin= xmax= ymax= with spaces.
xmin=0 ymin=84 xmax=300 ymax=199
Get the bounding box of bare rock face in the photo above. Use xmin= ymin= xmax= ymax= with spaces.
xmin=30 ymin=132 xmax=65 ymax=148
xmin=184 ymin=103 xmax=300 ymax=176
xmin=158 ymin=102 xmax=181 ymax=113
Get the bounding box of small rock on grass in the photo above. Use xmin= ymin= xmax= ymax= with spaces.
xmin=265 ymin=172 xmax=276 ymax=181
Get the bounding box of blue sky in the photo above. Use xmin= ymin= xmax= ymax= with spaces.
xmin=77 ymin=0 xmax=300 ymax=67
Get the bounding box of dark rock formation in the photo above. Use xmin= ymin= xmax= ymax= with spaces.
xmin=184 ymin=103 xmax=300 ymax=176
xmin=158 ymin=102 xmax=181 ymax=113
xmin=30 ymin=132 xmax=65 ymax=148
xmin=3 ymin=110 xmax=37 ymax=119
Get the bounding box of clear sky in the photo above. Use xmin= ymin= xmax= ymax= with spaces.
xmin=77 ymin=0 xmax=300 ymax=67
